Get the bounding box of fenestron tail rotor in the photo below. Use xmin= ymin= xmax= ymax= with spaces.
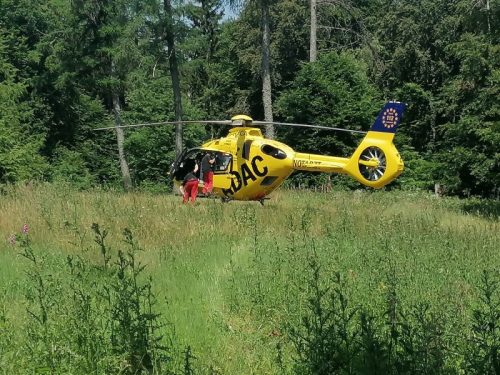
xmin=358 ymin=146 xmax=387 ymax=181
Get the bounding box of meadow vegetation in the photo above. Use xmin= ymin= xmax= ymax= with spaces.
xmin=0 ymin=184 xmax=498 ymax=374
xmin=1 ymin=1 xmax=498 ymax=372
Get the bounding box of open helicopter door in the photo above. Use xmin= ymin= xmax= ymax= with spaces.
xmin=169 ymin=148 xmax=198 ymax=181
xmin=170 ymin=148 xmax=233 ymax=191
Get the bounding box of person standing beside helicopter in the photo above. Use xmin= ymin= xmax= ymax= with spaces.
xmin=201 ymin=153 xmax=216 ymax=196
xmin=181 ymin=162 xmax=200 ymax=203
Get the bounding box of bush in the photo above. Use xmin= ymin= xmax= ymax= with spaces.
xmin=17 ymin=224 xmax=174 ymax=374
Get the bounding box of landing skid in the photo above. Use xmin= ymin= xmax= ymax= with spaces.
xmin=220 ymin=196 xmax=269 ymax=205
xmin=259 ymin=197 xmax=270 ymax=206
xmin=221 ymin=196 xmax=232 ymax=203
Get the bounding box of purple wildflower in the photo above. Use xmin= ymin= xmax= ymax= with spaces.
xmin=22 ymin=224 xmax=29 ymax=234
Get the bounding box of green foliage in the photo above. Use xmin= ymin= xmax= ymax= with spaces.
xmin=436 ymin=34 xmax=500 ymax=197
xmin=0 ymin=36 xmax=48 ymax=183
xmin=50 ymin=147 xmax=95 ymax=189
xmin=182 ymin=0 xmax=225 ymax=117
xmin=288 ymin=259 xmax=358 ymax=375
xmin=464 ymin=271 xmax=500 ymax=374
xmin=288 ymin=259 xmax=495 ymax=375
xmin=124 ymin=70 xmax=207 ymax=183
xmin=276 ymin=51 xmax=378 ymax=157
xmin=15 ymin=224 xmax=174 ymax=374
xmin=0 ymin=185 xmax=499 ymax=373
xmin=0 ymin=289 xmax=15 ymax=371
xmin=394 ymin=83 xmax=435 ymax=153
xmin=0 ymin=0 xmax=498 ymax=195
xmin=269 ymin=0 xmax=309 ymax=91
xmin=365 ymin=0 xmax=499 ymax=197
xmin=396 ymin=147 xmax=436 ymax=191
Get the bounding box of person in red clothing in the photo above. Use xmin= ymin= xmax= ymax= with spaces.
xmin=181 ymin=162 xmax=199 ymax=203
xmin=201 ymin=153 xmax=216 ymax=196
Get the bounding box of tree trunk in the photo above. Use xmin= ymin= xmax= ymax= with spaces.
xmin=486 ymin=0 xmax=491 ymax=34
xmin=434 ymin=183 xmax=443 ymax=197
xmin=310 ymin=0 xmax=317 ymax=62
xmin=112 ymin=91 xmax=133 ymax=191
xmin=164 ymin=0 xmax=183 ymax=159
xmin=261 ymin=1 xmax=274 ymax=139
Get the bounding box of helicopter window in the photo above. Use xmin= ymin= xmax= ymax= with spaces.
xmin=214 ymin=153 xmax=232 ymax=173
xmin=260 ymin=176 xmax=278 ymax=186
xmin=261 ymin=145 xmax=287 ymax=160
xmin=242 ymin=140 xmax=252 ymax=160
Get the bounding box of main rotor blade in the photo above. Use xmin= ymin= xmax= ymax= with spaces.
xmin=252 ymin=121 xmax=367 ymax=135
xmin=93 ymin=120 xmax=232 ymax=131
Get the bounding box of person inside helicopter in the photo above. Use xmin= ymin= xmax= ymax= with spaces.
xmin=174 ymin=151 xmax=231 ymax=179
xmin=172 ymin=150 xmax=233 ymax=200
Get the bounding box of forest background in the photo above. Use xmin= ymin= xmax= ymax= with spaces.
xmin=0 ymin=0 xmax=498 ymax=198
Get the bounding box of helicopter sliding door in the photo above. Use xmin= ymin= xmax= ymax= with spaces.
xmin=212 ymin=152 xmax=233 ymax=190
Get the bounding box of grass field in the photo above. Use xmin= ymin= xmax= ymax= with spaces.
xmin=0 ymin=184 xmax=498 ymax=374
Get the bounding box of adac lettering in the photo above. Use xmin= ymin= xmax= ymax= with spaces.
xmin=251 ymin=155 xmax=267 ymax=177
xmin=222 ymin=155 xmax=268 ymax=195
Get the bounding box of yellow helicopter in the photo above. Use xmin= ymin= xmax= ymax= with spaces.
xmin=97 ymin=101 xmax=406 ymax=203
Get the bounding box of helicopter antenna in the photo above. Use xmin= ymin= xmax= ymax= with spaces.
xmin=252 ymin=121 xmax=367 ymax=134
xmin=93 ymin=120 xmax=232 ymax=131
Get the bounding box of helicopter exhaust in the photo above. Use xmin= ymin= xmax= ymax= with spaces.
xmin=292 ymin=102 xmax=406 ymax=189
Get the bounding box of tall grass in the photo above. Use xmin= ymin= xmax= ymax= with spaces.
xmin=6 ymin=224 xmax=172 ymax=374
xmin=0 ymin=183 xmax=498 ymax=373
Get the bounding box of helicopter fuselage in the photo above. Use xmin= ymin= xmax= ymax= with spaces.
xmin=172 ymin=127 xmax=297 ymax=201
xmin=96 ymin=101 xmax=405 ymax=198
xmin=171 ymin=102 xmax=405 ymax=202
xmin=172 ymin=126 xmax=373 ymax=202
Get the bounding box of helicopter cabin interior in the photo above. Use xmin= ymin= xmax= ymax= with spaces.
xmin=172 ymin=149 xmax=232 ymax=182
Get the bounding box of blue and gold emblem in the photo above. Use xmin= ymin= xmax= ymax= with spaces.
xmin=382 ymin=108 xmax=399 ymax=129
xmin=370 ymin=102 xmax=406 ymax=134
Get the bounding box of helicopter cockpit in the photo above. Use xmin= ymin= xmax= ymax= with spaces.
xmin=171 ymin=148 xmax=232 ymax=181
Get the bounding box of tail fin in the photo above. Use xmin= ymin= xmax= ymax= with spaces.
xmin=370 ymin=101 xmax=406 ymax=135
xmin=343 ymin=101 xmax=406 ymax=188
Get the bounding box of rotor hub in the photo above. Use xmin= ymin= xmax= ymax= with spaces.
xmin=231 ymin=115 xmax=253 ymax=126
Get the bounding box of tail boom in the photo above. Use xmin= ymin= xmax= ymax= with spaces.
xmin=292 ymin=153 xmax=348 ymax=173
xmin=292 ymin=102 xmax=406 ymax=189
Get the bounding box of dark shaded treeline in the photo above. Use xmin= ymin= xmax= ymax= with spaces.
xmin=0 ymin=0 xmax=498 ymax=197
